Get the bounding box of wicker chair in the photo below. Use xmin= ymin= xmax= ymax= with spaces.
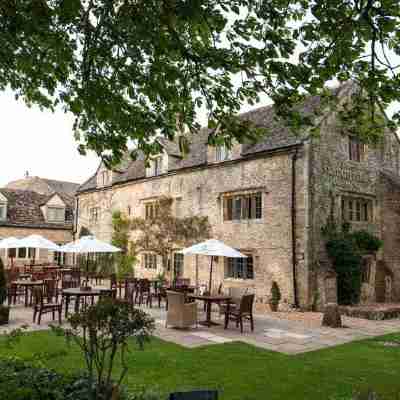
xmin=32 ymin=286 xmax=62 ymax=325
xmin=166 ymin=291 xmax=197 ymax=329
xmin=224 ymin=293 xmax=255 ymax=333
xmin=136 ymin=279 xmax=152 ymax=307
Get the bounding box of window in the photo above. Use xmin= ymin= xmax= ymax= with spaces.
xmin=8 ymin=248 xmax=16 ymax=258
xmin=224 ymin=192 xmax=262 ymax=221
xmin=54 ymin=246 xmax=65 ymax=266
xmin=144 ymin=253 xmax=157 ymax=269
xmin=173 ymin=253 xmax=184 ymax=277
xmin=0 ymin=202 xmax=6 ymax=220
xmin=342 ymin=196 xmax=373 ymax=222
xmin=89 ymin=207 xmax=100 ymax=223
xmin=226 ymin=255 xmax=254 ymax=279
xmin=154 ymin=157 xmax=162 ymax=176
xmin=145 ymin=203 xmax=159 ymax=220
xmin=28 ymin=248 xmax=36 ymax=259
xmin=47 ymin=207 xmax=65 ymax=222
xmin=349 ymin=136 xmax=365 ymax=162
xmin=216 ymin=145 xmax=232 ymax=162
xmin=101 ymin=170 xmax=109 ymax=186
xmin=18 ymin=248 xmax=27 ymax=259
xmin=361 ymin=257 xmax=372 ymax=284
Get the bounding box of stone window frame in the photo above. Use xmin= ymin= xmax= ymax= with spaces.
xmin=144 ymin=201 xmax=159 ymax=220
xmin=222 ymin=191 xmax=263 ymax=222
xmin=341 ymin=195 xmax=374 ymax=223
xmin=47 ymin=206 xmax=66 ymax=223
xmin=225 ymin=252 xmax=255 ymax=280
xmin=89 ymin=207 xmax=100 ymax=223
xmin=0 ymin=201 xmax=7 ymax=221
xmin=173 ymin=252 xmax=184 ymax=277
xmin=348 ymin=136 xmax=366 ymax=162
xmin=143 ymin=253 xmax=157 ymax=269
xmin=215 ymin=145 xmax=232 ymax=162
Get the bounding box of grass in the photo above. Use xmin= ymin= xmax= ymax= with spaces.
xmin=1 ymin=331 xmax=400 ymax=399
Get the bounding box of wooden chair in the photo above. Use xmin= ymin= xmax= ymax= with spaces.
xmin=169 ymin=391 xmax=218 ymax=400
xmin=136 ymin=279 xmax=152 ymax=307
xmin=44 ymin=279 xmax=59 ymax=303
xmin=32 ymin=286 xmax=62 ymax=325
xmin=166 ymin=291 xmax=197 ymax=329
xmin=224 ymin=293 xmax=255 ymax=333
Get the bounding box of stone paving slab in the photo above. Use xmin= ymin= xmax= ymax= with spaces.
xmin=3 ymin=302 xmax=400 ymax=355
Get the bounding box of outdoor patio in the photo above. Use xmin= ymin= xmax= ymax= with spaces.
xmin=4 ymin=297 xmax=400 ymax=355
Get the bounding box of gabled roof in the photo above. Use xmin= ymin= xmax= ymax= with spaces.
xmin=77 ymin=85 xmax=347 ymax=193
xmin=5 ymin=176 xmax=79 ymax=197
xmin=0 ymin=189 xmax=73 ymax=229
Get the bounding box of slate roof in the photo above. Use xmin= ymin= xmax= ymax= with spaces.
xmin=5 ymin=177 xmax=80 ymax=197
xmin=77 ymin=88 xmax=340 ymax=193
xmin=0 ymin=189 xmax=73 ymax=229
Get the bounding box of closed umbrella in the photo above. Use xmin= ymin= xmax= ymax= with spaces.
xmin=179 ymin=239 xmax=247 ymax=292
xmin=18 ymin=234 xmax=60 ymax=265
xmin=60 ymin=236 xmax=121 ymax=278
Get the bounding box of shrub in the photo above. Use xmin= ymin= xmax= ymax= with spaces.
xmin=54 ymin=298 xmax=155 ymax=400
xmin=270 ymin=281 xmax=281 ymax=304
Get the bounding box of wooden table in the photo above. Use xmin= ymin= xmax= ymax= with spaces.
xmin=62 ymin=287 xmax=102 ymax=317
xmin=12 ymin=280 xmax=44 ymax=307
xmin=189 ymin=294 xmax=231 ymax=327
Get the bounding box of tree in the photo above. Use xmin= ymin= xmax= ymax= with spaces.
xmin=130 ymin=196 xmax=211 ymax=279
xmin=56 ymin=298 xmax=154 ymax=400
xmin=1 ymin=1 xmax=399 ymax=163
xmin=112 ymin=210 xmax=136 ymax=279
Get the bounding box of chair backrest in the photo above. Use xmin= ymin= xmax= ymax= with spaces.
xmin=44 ymin=279 xmax=58 ymax=300
xmin=175 ymin=278 xmax=190 ymax=287
xmin=169 ymin=390 xmax=218 ymax=400
xmin=32 ymin=286 xmax=45 ymax=307
xmin=239 ymin=293 xmax=255 ymax=314
xmin=139 ymin=279 xmax=150 ymax=292
xmin=166 ymin=290 xmax=185 ymax=308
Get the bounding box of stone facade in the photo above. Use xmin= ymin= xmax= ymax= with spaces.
xmin=76 ymin=85 xmax=400 ymax=310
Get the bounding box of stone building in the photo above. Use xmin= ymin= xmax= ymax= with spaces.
xmin=0 ymin=176 xmax=79 ymax=266
xmin=76 ymin=84 xmax=400 ymax=309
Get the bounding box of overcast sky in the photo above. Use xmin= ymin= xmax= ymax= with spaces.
xmin=0 ymin=90 xmax=99 ymax=187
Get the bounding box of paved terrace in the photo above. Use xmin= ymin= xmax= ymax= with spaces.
xmin=3 ymin=301 xmax=400 ymax=355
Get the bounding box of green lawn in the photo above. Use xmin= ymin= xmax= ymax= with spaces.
xmin=1 ymin=331 xmax=400 ymax=399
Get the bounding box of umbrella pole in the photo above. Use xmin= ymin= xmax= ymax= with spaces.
xmin=208 ymin=256 xmax=213 ymax=293
xmin=86 ymin=254 xmax=89 ymax=282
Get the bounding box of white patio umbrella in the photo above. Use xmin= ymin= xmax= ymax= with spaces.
xmin=0 ymin=237 xmax=24 ymax=267
xmin=18 ymin=234 xmax=60 ymax=265
xmin=60 ymin=236 xmax=121 ymax=277
xmin=179 ymin=239 xmax=247 ymax=292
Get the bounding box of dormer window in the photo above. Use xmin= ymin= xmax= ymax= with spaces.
xmin=349 ymin=136 xmax=365 ymax=162
xmin=47 ymin=206 xmax=65 ymax=222
xmin=146 ymin=155 xmax=164 ymax=177
xmin=101 ymin=170 xmax=109 ymax=186
xmin=216 ymin=145 xmax=232 ymax=162
xmin=0 ymin=202 xmax=6 ymax=221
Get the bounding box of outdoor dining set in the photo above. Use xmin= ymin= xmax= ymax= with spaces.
xmin=0 ymin=236 xmax=256 ymax=333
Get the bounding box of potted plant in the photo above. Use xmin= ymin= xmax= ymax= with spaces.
xmin=0 ymin=257 xmax=10 ymax=324
xmin=269 ymin=281 xmax=281 ymax=312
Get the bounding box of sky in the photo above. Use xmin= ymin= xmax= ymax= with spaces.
xmin=0 ymin=90 xmax=99 ymax=187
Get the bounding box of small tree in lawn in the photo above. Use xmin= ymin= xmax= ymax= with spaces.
xmin=55 ymin=298 xmax=154 ymax=400
xmin=112 ymin=211 xmax=137 ymax=279
xmin=130 ymin=196 xmax=211 ymax=281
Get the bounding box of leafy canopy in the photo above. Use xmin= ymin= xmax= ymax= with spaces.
xmin=1 ymin=0 xmax=400 ymax=164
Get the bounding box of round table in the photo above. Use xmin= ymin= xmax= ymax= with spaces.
xmin=12 ymin=280 xmax=44 ymax=307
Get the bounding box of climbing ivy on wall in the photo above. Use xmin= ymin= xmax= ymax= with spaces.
xmin=322 ymin=222 xmax=383 ymax=305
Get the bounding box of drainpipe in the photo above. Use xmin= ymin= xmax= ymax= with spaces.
xmin=291 ymin=147 xmax=299 ymax=308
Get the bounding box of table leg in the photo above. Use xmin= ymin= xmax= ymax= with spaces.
xmin=74 ymin=294 xmax=80 ymax=313
xmin=24 ymin=286 xmax=28 ymax=307
xmin=199 ymin=300 xmax=219 ymax=327
xmin=65 ymin=295 xmax=69 ymax=318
